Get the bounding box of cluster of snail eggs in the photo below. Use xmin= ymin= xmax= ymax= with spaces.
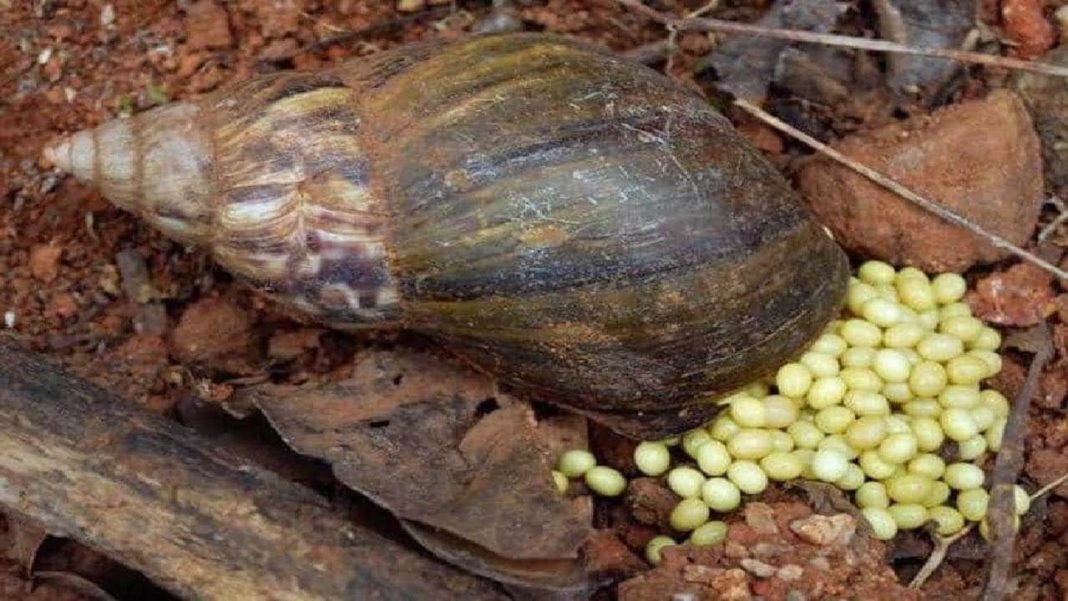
xmin=556 ymin=261 xmax=1032 ymax=565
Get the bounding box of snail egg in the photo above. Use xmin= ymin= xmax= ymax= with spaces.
xmin=701 ymin=477 xmax=742 ymax=511
xmin=689 ymin=521 xmax=728 ymax=546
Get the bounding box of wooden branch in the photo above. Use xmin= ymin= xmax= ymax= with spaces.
xmin=0 ymin=339 xmax=505 ymax=601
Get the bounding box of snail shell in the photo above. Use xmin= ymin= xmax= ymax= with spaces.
xmin=45 ymin=33 xmax=849 ymax=433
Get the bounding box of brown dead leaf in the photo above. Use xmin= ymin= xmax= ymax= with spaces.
xmin=582 ymin=530 xmax=646 ymax=581
xmin=252 ymin=349 xmax=590 ymax=567
xmin=590 ymin=424 xmax=638 ymax=474
xmin=403 ymin=520 xmax=589 ymax=592
xmin=0 ymin=514 xmax=47 ymax=574
xmin=968 ymin=263 xmax=1057 ymax=326
xmin=33 ymin=571 xmax=119 ymax=601
xmin=785 ymin=481 xmax=863 ymax=519
xmin=535 ymin=413 xmax=589 ymax=463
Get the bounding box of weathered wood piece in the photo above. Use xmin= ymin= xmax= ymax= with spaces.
xmin=0 ymin=339 xmax=505 ymax=601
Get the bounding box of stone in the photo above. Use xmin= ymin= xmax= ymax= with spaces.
xmin=626 ymin=478 xmax=679 ymax=527
xmin=725 ymin=541 xmax=750 ymax=559
xmin=778 ymin=564 xmax=804 ymax=581
xmin=583 ymin=530 xmax=645 ymax=578
xmin=789 ymin=514 xmax=856 ymax=547
xmin=740 ymin=558 xmax=778 ymax=578
xmin=29 ymin=243 xmax=62 ymax=282
xmin=710 ymin=569 xmax=753 ymax=601
xmin=184 ymin=0 xmax=233 ymax=49
xmin=744 ymin=503 xmax=780 ymax=535
xmin=751 ymin=542 xmax=791 ymax=558
xmin=170 ymin=296 xmax=253 ymax=364
xmin=797 ymin=90 xmax=1044 ymax=273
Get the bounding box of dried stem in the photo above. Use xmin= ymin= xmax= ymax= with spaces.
xmin=982 ymin=323 xmax=1054 ymax=601
xmin=616 ymin=0 xmax=1068 ymax=78
xmin=733 ymin=99 xmax=1068 ymax=281
xmin=909 ymin=524 xmax=976 ymax=589
xmin=664 ymin=0 xmax=720 ymax=72
xmin=1037 ymin=198 xmax=1068 ymax=242
xmin=1030 ymin=470 xmax=1068 ymax=500
xmin=910 ymin=463 xmax=1067 ymax=590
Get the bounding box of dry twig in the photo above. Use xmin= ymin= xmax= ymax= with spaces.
xmin=732 ymin=99 xmax=1068 ymax=281
xmin=616 ymin=0 xmax=1068 ymax=78
xmin=909 ymin=468 xmax=1068 ymax=590
xmin=663 ymin=1 xmax=720 ymax=72
xmin=982 ymin=324 xmax=1055 ymax=601
xmin=909 ymin=524 xmax=976 ymax=589
xmin=1038 ymin=197 xmax=1068 ymax=242
xmin=1029 ymin=470 xmax=1068 ymax=499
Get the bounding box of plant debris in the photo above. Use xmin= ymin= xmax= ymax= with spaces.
xmin=246 ymin=349 xmax=590 ymax=586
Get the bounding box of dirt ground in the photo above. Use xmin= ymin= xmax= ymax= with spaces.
xmin=1 ymin=0 xmax=1067 ymax=600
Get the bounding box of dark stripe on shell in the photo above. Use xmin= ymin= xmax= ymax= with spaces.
xmin=258 ymin=73 xmax=347 ymax=106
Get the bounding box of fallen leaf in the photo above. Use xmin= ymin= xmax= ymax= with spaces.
xmin=872 ymin=0 xmax=974 ymax=101
xmin=0 ymin=514 xmax=47 ymax=574
xmin=251 ymin=350 xmax=590 ymax=569
xmin=698 ymin=0 xmax=845 ymax=102
xmin=403 ymin=520 xmax=589 ymax=592
xmin=33 ymin=571 xmax=120 ymax=601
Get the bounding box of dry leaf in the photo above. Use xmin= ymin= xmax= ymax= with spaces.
xmin=252 ymin=350 xmax=590 ymax=567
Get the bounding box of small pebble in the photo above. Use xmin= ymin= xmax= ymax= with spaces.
xmin=752 ymin=542 xmax=790 ymax=558
xmin=724 ymin=541 xmax=749 ymax=559
xmin=100 ymin=3 xmax=115 ymax=26
xmin=808 ymin=556 xmax=831 ymax=571
xmin=744 ymin=503 xmax=780 ymax=535
xmin=777 ymin=564 xmax=804 ymax=581
xmin=789 ymin=514 xmax=856 ymax=546
xmin=740 ymin=558 xmax=778 ymax=578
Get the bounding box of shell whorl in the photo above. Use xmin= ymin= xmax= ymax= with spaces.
xmin=45 ymin=72 xmax=402 ymax=326
xmin=44 ymin=102 xmax=214 ymax=246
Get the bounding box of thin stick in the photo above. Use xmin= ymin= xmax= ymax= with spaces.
xmin=982 ymin=324 xmax=1054 ymax=601
xmin=664 ymin=0 xmax=720 ymax=71
xmin=733 ymin=99 xmax=1068 ymax=281
xmin=912 ymin=455 xmax=1066 ymax=590
xmin=616 ymin=0 xmax=1068 ymax=78
xmin=909 ymin=525 xmax=975 ymax=589
xmin=1037 ymin=207 xmax=1068 ymax=242
xmin=1029 ymin=469 xmax=1068 ymax=500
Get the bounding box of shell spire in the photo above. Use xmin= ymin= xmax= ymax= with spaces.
xmin=43 ymin=102 xmax=215 ymax=246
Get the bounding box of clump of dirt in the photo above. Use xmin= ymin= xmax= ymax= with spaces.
xmin=618 ymin=502 xmax=917 ymax=601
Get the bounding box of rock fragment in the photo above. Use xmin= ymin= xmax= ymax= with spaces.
xmin=797 ymin=90 xmax=1044 ymax=272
